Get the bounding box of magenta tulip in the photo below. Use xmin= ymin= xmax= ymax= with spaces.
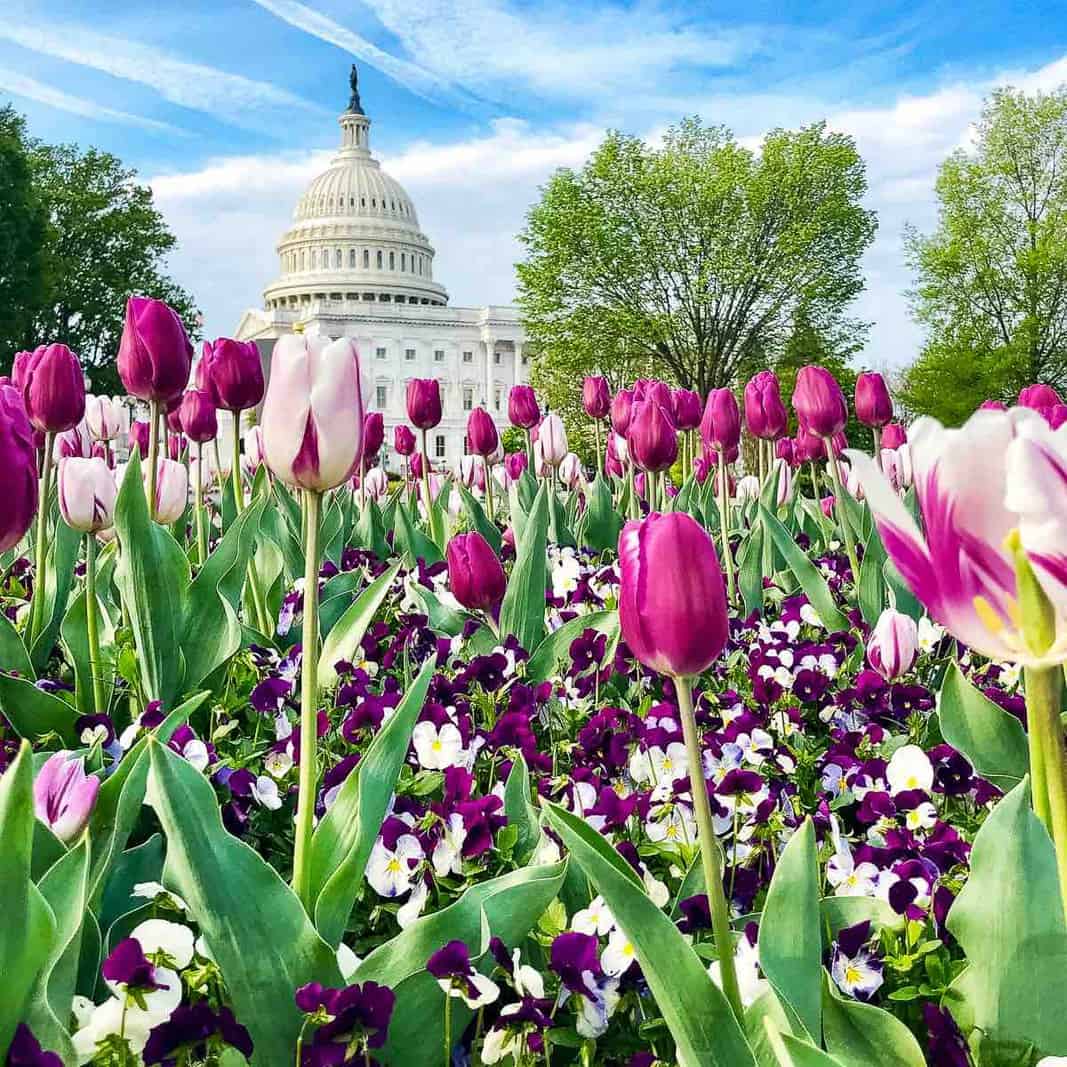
xmin=33 ymin=751 xmax=100 ymax=843
xmin=582 ymin=377 xmax=611 ymax=419
xmin=855 ymin=372 xmax=893 ymax=428
xmin=700 ymin=389 xmax=741 ymax=453
xmin=618 ymin=511 xmax=729 ymax=677
xmin=793 ymin=428 xmax=826 ymax=463
xmin=979 ymin=399 xmax=1007 ymax=412
xmin=1050 ymin=405 xmax=1067 ymax=430
xmin=406 ymin=378 xmax=442 ymax=430
xmin=507 ymin=385 xmax=540 ymax=429
xmin=673 ymin=389 xmax=701 ymax=432
xmin=446 ymin=532 xmax=507 ymax=612
xmin=467 ymin=407 xmax=499 ymax=457
xmin=129 ymin=420 xmax=150 ymax=459
xmin=881 ymin=423 xmax=907 ymax=450
xmin=1019 ymin=383 xmax=1062 ymax=411
xmin=645 ymin=381 xmax=675 ymax=421
xmin=21 ymin=343 xmax=85 ymax=433
xmin=504 ymin=451 xmax=528 ymax=481
xmin=394 ymin=424 xmax=416 ymax=456
xmin=201 ymin=337 xmax=264 ymax=413
xmin=744 ymin=372 xmax=786 ymax=440
xmin=117 ymin=296 xmax=193 ymax=404
xmin=776 ymin=438 xmax=796 ymax=467
xmin=11 ymin=350 xmax=33 ymax=389
xmin=178 ymin=389 xmax=217 ymax=444
xmin=610 ymin=389 xmax=634 ymax=435
xmin=0 ymin=384 xmax=38 ymax=552
xmin=628 ymin=400 xmax=677 ymax=473
xmin=362 ymin=411 xmax=385 ymax=460
xmin=793 ymin=365 xmax=847 ymax=437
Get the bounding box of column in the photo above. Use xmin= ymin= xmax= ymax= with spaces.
xmin=484 ymin=335 xmax=495 ymax=409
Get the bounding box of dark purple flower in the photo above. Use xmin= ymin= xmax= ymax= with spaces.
xmin=102 ymin=938 xmax=163 ymax=991
xmin=7 ymin=1024 xmax=63 ymax=1067
xmin=143 ymin=1002 xmax=253 ymax=1064
xmin=550 ymin=932 xmax=602 ymax=1000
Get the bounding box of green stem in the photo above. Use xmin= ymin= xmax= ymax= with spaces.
xmin=420 ymin=428 xmax=440 ymax=546
xmin=822 ymin=438 xmax=861 ymax=583
xmin=484 ymin=455 xmax=494 ymax=522
xmin=230 ymin=411 xmax=270 ymax=633
xmin=594 ymin=419 xmax=602 ymax=479
xmin=194 ymin=442 xmax=208 ymax=566
xmin=443 ymin=990 xmax=452 ymax=1067
xmin=716 ymin=453 xmax=736 ymax=603
xmin=146 ymin=400 xmax=160 ymax=521
xmin=872 ymin=425 xmax=883 ymax=471
xmin=85 ymin=533 xmax=106 ymax=717
xmin=292 ymin=489 xmax=322 ymax=911
xmin=29 ymin=431 xmax=55 ymax=644
xmin=675 ymin=678 xmax=743 ymax=1021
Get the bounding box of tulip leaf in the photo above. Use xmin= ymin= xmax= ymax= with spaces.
xmin=310 ymin=659 xmax=434 ymax=947
xmin=0 ymin=610 xmax=33 ymax=679
xmin=353 ymin=497 xmax=390 ymax=559
xmin=98 ymin=833 xmax=164 ymax=937
xmin=321 ymin=493 xmax=347 ymax=566
xmin=759 ymin=819 xmax=822 ymax=1045
xmin=503 ymin=753 xmax=541 ymax=864
xmin=30 ymin=515 xmax=81 ymax=674
xmin=944 ymin=777 xmax=1067 ymax=1058
xmin=524 ymin=609 xmax=619 ymax=685
xmin=773 ymin=1034 xmax=845 ymax=1067
xmin=394 ymin=500 xmax=442 ymax=566
xmin=318 ymin=571 xmax=367 ymax=636
xmin=821 ymin=973 xmax=925 ymax=1067
xmin=499 ymin=482 xmax=549 ymax=653
xmin=61 ymin=587 xmax=116 ymax=715
xmin=318 ymin=561 xmax=402 ymax=687
xmin=0 ymin=743 xmax=58 ymax=1054
xmin=745 ymin=988 xmax=796 ymax=1067
xmin=354 ymin=860 xmax=567 ymax=1066
xmin=739 ymin=521 xmax=765 ymax=618
xmin=857 ymin=526 xmax=887 ymax=627
xmin=581 ymin=473 xmax=623 ymax=553
xmin=150 ymin=739 xmax=343 ymax=1064
xmin=407 ymin=582 xmax=470 ymax=637
xmin=543 ymin=800 xmax=755 ymax=1067
xmin=883 ymin=559 xmax=922 ymax=622
xmin=456 ymin=480 xmax=502 ymax=552
xmin=936 ymin=660 xmax=1028 ymax=791
xmin=759 ymin=506 xmax=849 ymax=632
xmin=113 ymin=451 xmax=191 ymax=708
xmin=0 ymin=673 xmax=80 ymax=745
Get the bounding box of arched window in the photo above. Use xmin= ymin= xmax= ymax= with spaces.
xmin=401 ymin=253 xmax=407 ymax=272
xmin=311 ymin=249 xmax=318 ymax=269
xmin=300 ymin=249 xmax=306 ymax=270
xmin=389 ymin=251 xmax=395 ymax=270
xmin=349 ymin=249 xmax=356 ymax=268
xmin=363 ymin=249 xmax=370 ymax=268
xmin=335 ymin=248 xmax=343 ymax=268
xmin=377 ymin=250 xmax=383 ymax=269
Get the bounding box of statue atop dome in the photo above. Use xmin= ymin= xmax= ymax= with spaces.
xmin=347 ymin=64 xmax=364 ymax=115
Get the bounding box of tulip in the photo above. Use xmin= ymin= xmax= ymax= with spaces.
xmin=504 ymin=451 xmax=528 ymax=481
xmin=1019 ymin=383 xmax=1062 ymax=411
xmin=21 ymin=343 xmax=86 ymax=434
xmin=85 ymin=395 xmax=129 ymax=443
xmin=558 ymin=452 xmax=583 ymax=489
xmin=867 ymin=608 xmax=918 ymax=681
xmin=166 ymin=403 xmax=184 ymax=435
xmin=178 ymin=390 xmax=217 ymax=444
xmin=776 ymin=438 xmax=796 ymax=467
xmin=201 ymin=338 xmax=264 ymax=413
xmin=855 ymin=372 xmax=893 ymax=428
xmin=604 ymin=433 xmax=625 ymax=479
xmin=537 ymin=413 xmax=568 ymax=467
xmin=363 ymin=467 xmax=389 ymax=502
xmin=735 ymin=474 xmax=760 ymax=502
xmin=1050 ymin=405 xmax=1067 ymax=430
xmin=582 ymin=377 xmax=611 ymax=419
xmin=700 ymin=389 xmax=741 ymax=453
xmin=880 ymin=423 xmax=907 ymax=450
xmin=11 ymin=350 xmax=33 ymax=389
xmin=457 ymin=454 xmax=479 ymax=489
xmin=394 ymin=424 xmax=416 ymax=456
xmin=129 ymin=420 xmax=151 ymax=458
xmin=33 ymin=751 xmax=100 ymax=842
xmin=673 ymin=389 xmax=701 ymax=432
xmin=447 ymin=532 xmax=507 ymax=614
xmin=406 ymin=378 xmax=442 ymax=430
xmin=980 ymin=399 xmax=1008 ymax=412
xmin=0 ymin=383 xmax=38 ymax=553
xmin=645 ymin=381 xmax=675 ymax=420
xmin=148 ymin=458 xmax=188 ymax=524
xmin=743 ymin=372 xmax=787 ymax=440
xmin=507 ymin=385 xmax=539 ymax=430
xmin=771 ymin=458 xmax=793 ymax=507
xmin=881 ymin=445 xmax=912 ymax=491
xmin=242 ymin=425 xmax=265 ymax=477
xmin=628 ymin=400 xmax=677 ymax=474
xmin=610 ymin=389 xmax=634 ymax=436
xmin=615 ymin=511 xmax=739 ymax=1017
xmin=54 ymin=419 xmax=92 ymax=460
xmin=58 ymin=457 xmax=116 ymax=533
xmin=467 ymin=407 xmax=498 ymax=457
xmin=793 ymin=365 xmax=847 ymax=438
xmin=358 ymin=411 xmax=383 ymax=463
xmin=117 ymin=296 xmax=193 ymax=405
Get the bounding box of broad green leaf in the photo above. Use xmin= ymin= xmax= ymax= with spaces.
xmin=394 ymin=500 xmax=442 ymax=566
xmin=61 ymin=587 xmax=116 ymax=715
xmin=759 ymin=506 xmax=849 ymax=632
xmin=408 ymin=583 xmax=471 ymax=637
xmin=0 ymin=610 xmax=33 ymax=678
xmin=937 ymin=661 xmax=1028 ymax=791
xmin=857 ymin=526 xmax=887 ymax=628
xmin=503 ymin=754 xmax=541 ymax=864
xmin=883 ymin=560 xmax=922 ymax=622
xmin=0 ymin=743 xmax=57 ymax=1052
xmin=581 ymin=473 xmax=623 ymax=553
xmin=760 ymin=819 xmax=822 ymax=1044
xmin=456 ymin=481 xmax=502 ymax=552
xmin=821 ymin=974 xmax=925 ymax=1067
xmin=30 ymin=516 xmax=81 ymax=673
xmin=98 ymin=834 xmax=164 ymax=937
xmin=318 ymin=571 xmax=366 ymax=637
xmin=150 ymin=740 xmax=342 ymax=1064
xmin=739 ymin=522 xmax=765 ymax=618
xmin=353 ymin=497 xmax=389 ymax=559
xmin=0 ymin=674 xmax=80 ymax=745
xmin=310 ymin=660 xmax=434 ymax=947
xmin=945 ymin=777 xmax=1067 ymax=1058
xmin=318 ymin=562 xmax=402 ymax=687
xmin=524 ymin=610 xmax=618 ymax=685
xmin=745 ymin=989 xmax=796 ymax=1067
xmin=543 ymin=801 xmax=754 ymax=1067
xmin=775 ymin=1034 xmax=845 ymax=1067
xmin=499 ymin=482 xmax=549 ymax=652
xmin=321 ymin=494 xmax=346 ymax=566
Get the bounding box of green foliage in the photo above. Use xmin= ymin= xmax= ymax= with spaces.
xmin=901 ymin=87 xmax=1067 ymax=422
xmin=499 ymin=481 xmax=549 ymax=651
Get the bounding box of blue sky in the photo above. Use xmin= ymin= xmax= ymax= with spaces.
xmin=3 ymin=0 xmax=1067 ymax=369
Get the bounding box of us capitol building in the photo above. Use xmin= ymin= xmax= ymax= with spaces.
xmin=236 ymin=67 xmax=529 ymax=470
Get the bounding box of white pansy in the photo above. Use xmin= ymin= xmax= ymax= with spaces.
xmin=397 ymin=878 xmax=430 ymax=928
xmin=432 ymin=813 xmax=467 ymax=877
xmin=512 ymin=948 xmax=545 ymax=998
xmin=412 ymin=721 xmax=465 ymax=770
xmin=886 ymin=745 xmax=934 ymax=795
xmin=366 ymin=834 xmax=424 ymax=898
xmin=709 ymin=936 xmax=767 ymax=1008
xmin=131 ymin=882 xmax=187 ymax=911
xmin=129 ymin=918 xmax=195 ymax=968
xmin=440 ymin=970 xmax=500 ymax=1008
xmin=602 ymin=928 xmax=637 ymax=976
xmin=264 ymin=749 xmax=293 ymax=778
xmin=572 ymin=895 xmax=615 ymax=936
xmin=251 ymin=774 xmax=283 ymax=810
xmin=181 ymin=738 xmax=210 ymax=772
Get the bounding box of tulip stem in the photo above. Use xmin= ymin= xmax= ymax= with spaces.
xmin=146 ymin=400 xmax=160 ymax=521
xmin=84 ymin=533 xmax=106 ymax=717
xmin=822 ymin=439 xmax=861 ymax=583
xmin=29 ymin=431 xmax=55 ymax=645
xmin=292 ymin=488 xmax=322 ymax=911
xmin=484 ymin=455 xmax=494 ymax=523
xmin=420 ymin=429 xmax=442 ymax=547
xmin=593 ymin=420 xmax=602 ymax=479
xmin=716 ymin=454 xmax=736 ymax=603
xmin=675 ymin=678 xmax=743 ymax=1022
xmin=872 ymin=425 xmax=883 ymax=472
xmin=230 ymin=410 xmax=271 ymax=634
xmin=194 ymin=442 xmax=208 ymax=566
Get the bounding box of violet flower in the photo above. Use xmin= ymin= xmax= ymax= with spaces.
xmin=32 ymin=751 xmax=100 ymax=843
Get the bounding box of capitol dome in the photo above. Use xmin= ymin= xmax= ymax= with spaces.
xmin=263 ymin=70 xmax=448 ymax=311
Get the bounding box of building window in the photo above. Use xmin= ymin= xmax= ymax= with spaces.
xmin=377 ymin=250 xmax=383 ymax=269
xmin=462 ymin=387 xmax=474 ymax=411
xmin=332 ymin=248 xmax=340 ymax=268
xmin=493 ymin=351 xmax=501 ymax=365
xmin=376 ymin=385 xmax=388 ymax=408
xmin=389 ymin=251 xmax=395 ymax=270
xmin=401 ymin=253 xmax=407 ymax=271
xmin=434 ymin=435 xmax=446 ymax=459
xmin=405 ymin=348 xmax=416 ymax=362
xmin=349 ymin=249 xmax=356 ymax=268
xmin=494 ymin=387 xmax=502 ymax=411
xmin=433 ymin=349 xmax=444 ymax=363
xmin=462 ymin=350 xmax=473 ymax=364
xmin=363 ymin=249 xmax=370 ymax=268
xmin=311 ymin=249 xmax=318 ymax=268
xmin=521 ymin=354 xmax=529 ymax=366
xmin=375 ymin=347 xmax=387 ymax=360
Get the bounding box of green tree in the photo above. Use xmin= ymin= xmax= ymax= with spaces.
xmin=0 ymin=107 xmax=47 ymax=360
xmin=901 ymin=86 xmax=1067 ymax=423
xmin=517 ymin=117 xmax=876 ymax=421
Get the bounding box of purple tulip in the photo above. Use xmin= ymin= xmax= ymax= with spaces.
xmin=610 ymin=388 xmax=634 ymax=435
xmin=776 ymin=438 xmax=796 ymax=467
xmin=33 ymin=751 xmax=100 ymax=842
xmin=867 ymin=608 xmax=919 ymax=681
xmin=129 ymin=419 xmax=151 ymax=459
xmin=0 ymin=384 xmax=38 ymax=552
xmin=447 ymin=532 xmax=506 ymax=612
xmin=605 ymin=433 xmax=625 ymax=478
xmin=744 ymin=372 xmax=787 ymax=440
xmin=406 ymin=378 xmax=442 ymax=430
xmin=178 ymin=389 xmax=217 ymax=444
xmin=507 ymin=385 xmax=540 ymax=429
xmin=645 ymin=381 xmax=675 ymax=421
xmin=504 ymin=451 xmax=528 ymax=481
xmin=11 ymin=350 xmax=33 ymax=389
xmin=1018 ymin=383 xmax=1062 ymax=411
xmin=467 ymin=407 xmax=499 ymax=457
xmin=855 ymin=372 xmax=893 ymax=428
xmin=582 ymin=376 xmax=611 ymax=419
xmin=793 ymin=365 xmax=847 ymax=437
xmin=793 ymin=428 xmax=826 ymax=463
xmin=21 ymin=344 xmax=85 ymax=433
xmin=394 ymin=424 xmax=416 ymax=456
xmin=117 ymin=296 xmax=193 ymax=404
xmin=618 ymin=511 xmax=729 ymax=678
xmin=1050 ymin=404 xmax=1067 ymax=430
xmin=881 ymin=423 xmax=907 ymax=450
xmin=362 ymin=411 xmax=385 ymax=460
xmin=673 ymin=388 xmax=701 ymax=431
xmin=700 ymin=388 xmax=741 ymax=453
xmin=201 ymin=337 xmax=264 ymax=412
xmin=628 ymin=400 xmax=677 ymax=473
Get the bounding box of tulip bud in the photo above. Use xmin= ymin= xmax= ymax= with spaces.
xmin=582 ymin=377 xmax=611 ymax=419
xmin=362 ymin=411 xmax=385 ymax=461
xmin=507 ymin=385 xmax=540 ymax=429
xmin=362 ymin=467 xmax=389 ymax=502
xmin=867 ymin=608 xmax=919 ymax=681
xmin=628 ymin=400 xmax=677 ymax=473
xmin=558 ymin=452 xmax=583 ymax=489
xmin=54 ymin=420 xmax=92 ymax=460
xmin=33 ymin=751 xmax=100 ymax=843
xmin=700 ymin=389 xmax=741 ymax=453
xmin=85 ymin=396 xmax=129 ymax=442
xmin=0 ymin=384 xmax=38 ymax=552
xmin=537 ymin=413 xmax=568 ymax=466
xmin=148 ymin=458 xmax=188 ymax=523
xmin=22 ymin=343 xmax=86 ymax=433
xmin=58 ymin=457 xmax=117 ymax=533
xmin=645 ymin=381 xmax=675 ymax=422
xmin=776 ymin=438 xmax=796 ymax=467
xmin=880 ymin=423 xmax=907 ymax=450
xmin=880 ymin=445 xmax=913 ymax=490
xmin=604 ymin=433 xmax=624 ymax=478
xmin=406 ymin=378 xmax=442 ymax=430
xmin=1050 ymin=404 xmax=1067 ymax=430
xmin=11 ymin=350 xmax=33 ymax=389
xmin=504 ymin=451 xmax=528 ymax=481
xmin=794 ymin=428 xmax=825 ymax=463
xmin=979 ymin=399 xmax=1007 ymax=412
xmin=262 ymin=335 xmax=364 ymax=492
xmin=735 ymin=474 xmax=760 ymax=502
xmin=610 ymin=389 xmax=634 ymax=435
xmin=202 ymin=338 xmax=264 ymax=412
xmin=446 ymin=532 xmax=506 ymax=612
xmin=410 ymin=451 xmax=426 ymax=479
xmin=394 ymin=424 xmax=416 ymax=456
xmin=744 ymin=372 xmax=786 ymax=440
xmin=1018 ymin=383 xmax=1062 ymax=411
xmin=771 ymin=458 xmax=793 ymax=506
xmin=820 ymin=495 xmax=835 ymax=517
xmin=673 ymin=389 xmax=701 ymax=431
xmin=117 ymin=296 xmax=193 ymax=404
xmin=457 ymin=454 xmax=479 ymax=489
xmin=467 ymin=407 xmax=499 ymax=457
xmin=618 ymin=512 xmax=729 ymax=677
xmin=855 ymin=372 xmax=893 ymax=428
xmin=179 ymin=390 xmax=217 ymax=444
xmin=166 ymin=402 xmax=184 ymax=434
xmin=792 ymin=366 xmax=846 ymax=437
xmin=129 ymin=420 xmax=150 ymax=459
xmin=242 ymin=425 xmax=265 ymax=477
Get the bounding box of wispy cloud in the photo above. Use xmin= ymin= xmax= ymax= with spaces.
xmin=0 ymin=20 xmax=319 ymax=127
xmin=0 ymin=66 xmax=179 ymax=131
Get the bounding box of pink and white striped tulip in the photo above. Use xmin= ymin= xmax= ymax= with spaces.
xmin=363 ymin=467 xmax=389 ymax=502
xmin=58 ymin=457 xmax=117 ymax=533
xmin=85 ymin=396 xmax=129 ymax=442
xmin=147 ymin=458 xmax=188 ymax=524
xmin=867 ymin=608 xmax=919 ymax=681
xmin=537 ymin=413 xmax=568 ymax=467
xmin=34 ymin=751 xmax=100 ymax=842
xmin=558 ymin=452 xmax=583 ymax=490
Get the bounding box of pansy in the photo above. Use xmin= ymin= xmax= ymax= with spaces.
xmin=413 ymin=720 xmax=465 ymax=770
xmin=886 ymin=745 xmax=934 ymax=795
xmin=829 ymin=921 xmax=884 ymax=999
xmin=426 ymin=940 xmax=500 ymax=1008
xmin=366 ymin=833 xmax=424 ymax=898
xmin=709 ymin=926 xmax=766 ymax=1008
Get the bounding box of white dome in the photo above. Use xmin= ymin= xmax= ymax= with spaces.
xmin=263 ymin=88 xmax=448 ymax=311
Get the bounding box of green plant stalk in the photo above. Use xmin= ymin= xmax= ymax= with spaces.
xmin=147 ymin=399 xmax=161 ymax=522
xmin=872 ymin=424 xmax=883 ymax=471
xmin=675 ymin=678 xmax=743 ymax=1021
xmin=822 ymin=440 xmax=861 ymax=583
xmin=194 ymin=442 xmax=209 ymax=566
xmin=84 ymin=532 xmax=107 ymax=717
xmin=230 ymin=410 xmax=270 ymax=633
xmin=420 ymin=428 xmax=441 ymax=546
xmin=716 ymin=454 xmax=736 ymax=603
xmin=292 ymin=488 xmax=322 ymax=910
xmin=626 ymin=463 xmax=638 ymax=519
xmin=29 ymin=430 xmax=55 ymax=644
xmin=484 ymin=455 xmax=494 ymax=522
xmin=593 ymin=419 xmax=602 ymax=479
xmin=443 ymin=990 xmax=452 ymax=1067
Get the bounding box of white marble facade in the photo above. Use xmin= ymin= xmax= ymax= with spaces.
xmin=235 ymin=68 xmax=528 ymax=471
